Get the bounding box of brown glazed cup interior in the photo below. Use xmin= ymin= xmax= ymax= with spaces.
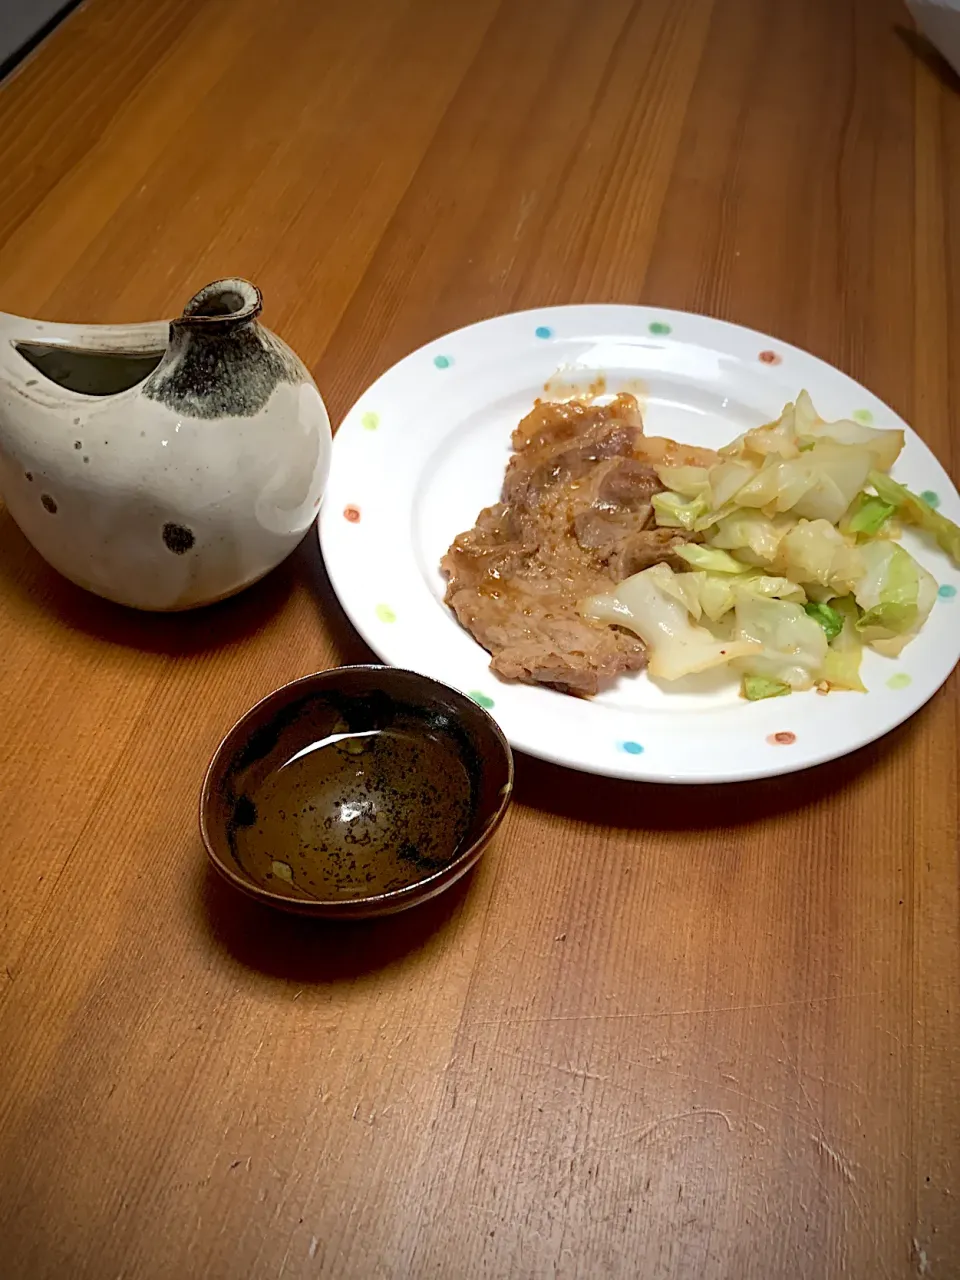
xmin=200 ymin=666 xmax=514 ymax=918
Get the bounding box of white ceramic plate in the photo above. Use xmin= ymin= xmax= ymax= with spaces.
xmin=319 ymin=306 xmax=960 ymax=783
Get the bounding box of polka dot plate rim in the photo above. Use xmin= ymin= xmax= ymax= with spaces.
xmin=319 ymin=304 xmax=960 ymax=783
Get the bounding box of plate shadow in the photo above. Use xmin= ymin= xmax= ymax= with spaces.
xmin=511 ymin=711 xmax=923 ymax=832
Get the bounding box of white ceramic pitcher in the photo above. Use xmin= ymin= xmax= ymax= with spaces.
xmin=0 ymin=278 xmax=331 ymax=610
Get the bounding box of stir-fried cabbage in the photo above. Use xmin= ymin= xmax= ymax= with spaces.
xmin=709 ymin=511 xmax=793 ymax=565
xmin=841 ymin=492 xmax=896 ymax=539
xmin=651 ymin=490 xmax=711 ymax=531
xmin=708 ymin=459 xmax=757 ymax=508
xmin=579 ymin=391 xmax=955 ymax=697
xmin=581 ymin=565 xmax=757 ymax=680
xmin=792 ymin=390 xmax=905 ymax=471
xmin=737 ymin=574 xmax=806 ymax=604
xmin=654 ymin=465 xmax=711 ymax=497
xmin=732 ymin=597 xmax=829 ymax=690
xmin=854 ymin=541 xmax=938 ymax=656
xmin=656 ymin=569 xmax=805 ymax=623
xmin=741 ymin=674 xmax=791 ymax=700
xmin=803 ymin=601 xmax=844 ymax=643
xmin=870 ymin=471 xmax=960 ymax=565
xmin=820 ymin=596 xmax=866 ymax=692
xmin=725 ymin=442 xmax=873 ymax=524
xmin=653 ymin=394 xmax=917 ymax=540
xmin=675 ymin=545 xmax=750 ymax=574
xmin=776 ymin=520 xmax=863 ymax=593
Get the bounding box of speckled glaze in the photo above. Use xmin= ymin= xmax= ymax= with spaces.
xmin=200 ymin=666 xmax=514 ymax=919
xmin=0 ymin=279 xmax=331 ymax=610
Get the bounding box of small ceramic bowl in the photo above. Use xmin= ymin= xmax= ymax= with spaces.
xmin=200 ymin=666 xmax=514 ymax=918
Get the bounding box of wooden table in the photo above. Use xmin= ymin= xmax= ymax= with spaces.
xmin=0 ymin=1 xmax=957 ymax=1276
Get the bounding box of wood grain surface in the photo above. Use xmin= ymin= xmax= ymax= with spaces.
xmin=0 ymin=1 xmax=957 ymax=1276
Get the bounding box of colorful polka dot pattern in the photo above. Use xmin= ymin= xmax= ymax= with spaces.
xmin=649 ymin=321 xmax=671 ymax=336
xmin=921 ymin=490 xmax=940 ymax=508
xmin=535 ymin=326 xmax=553 ymax=339
xmin=375 ymin=604 xmax=396 ymax=623
xmin=621 ymin=741 xmax=644 ymax=755
xmin=767 ymin=731 xmax=796 ymax=746
xmin=938 ymin=584 xmax=956 ymax=600
xmin=469 ymin=691 xmax=495 ymax=710
xmin=758 ymin=350 xmax=781 ymax=365
xmin=886 ymin=673 xmax=912 ymax=690
xmin=852 ymin=409 xmax=874 ymax=424
xmin=434 ymin=354 xmax=453 ymax=369
xmin=343 ymin=505 xmax=361 ymax=523
xmin=361 ymin=411 xmax=379 ymax=431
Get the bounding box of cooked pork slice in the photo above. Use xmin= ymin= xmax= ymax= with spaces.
xmin=502 ymin=421 xmax=642 ymax=507
xmin=509 ymin=392 xmax=643 ymax=453
xmin=441 ymin=394 xmax=696 ymax=695
xmin=569 ymin=456 xmax=664 ymax=555
xmin=443 ymin=566 xmax=648 ymax=696
xmin=481 ymin=605 xmax=648 ymax=695
xmin=610 ymin=528 xmax=694 ymax=580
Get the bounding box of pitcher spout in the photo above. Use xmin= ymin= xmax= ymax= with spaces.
xmin=142 ymin=278 xmax=301 ymax=421
xmin=175 ymin=278 xmax=263 ymax=329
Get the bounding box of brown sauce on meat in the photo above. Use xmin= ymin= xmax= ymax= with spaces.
xmin=441 ymin=394 xmax=698 ymax=696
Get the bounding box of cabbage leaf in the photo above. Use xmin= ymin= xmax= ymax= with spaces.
xmin=854 ymin=541 xmax=938 ymax=655
xmin=869 ymin=470 xmax=960 ymax=567
xmin=741 ymin=674 xmax=792 ymax=700
xmin=803 ymin=601 xmax=844 ymax=643
xmin=821 ymin=596 xmax=866 ymax=691
xmin=731 ymin=596 xmax=829 ymax=690
xmin=580 ymin=564 xmax=757 ymax=680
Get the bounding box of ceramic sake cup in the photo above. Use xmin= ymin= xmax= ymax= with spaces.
xmin=200 ymin=666 xmax=514 ymax=918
